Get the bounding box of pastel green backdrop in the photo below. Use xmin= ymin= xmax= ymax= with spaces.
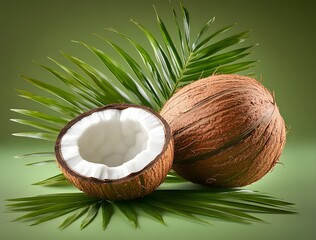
xmin=0 ymin=0 xmax=315 ymax=240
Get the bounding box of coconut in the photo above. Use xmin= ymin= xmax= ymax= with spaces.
xmin=55 ymin=104 xmax=173 ymax=200
xmin=160 ymin=74 xmax=286 ymax=187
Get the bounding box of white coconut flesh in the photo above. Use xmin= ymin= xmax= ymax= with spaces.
xmin=60 ymin=107 xmax=165 ymax=180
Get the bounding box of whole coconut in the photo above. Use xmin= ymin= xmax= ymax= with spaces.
xmin=160 ymin=74 xmax=286 ymax=187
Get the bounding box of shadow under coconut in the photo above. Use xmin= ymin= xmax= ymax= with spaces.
xmin=7 ymin=182 xmax=296 ymax=230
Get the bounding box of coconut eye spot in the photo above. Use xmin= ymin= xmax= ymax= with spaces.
xmin=59 ymin=107 xmax=165 ymax=180
xmin=77 ymin=119 xmax=148 ymax=167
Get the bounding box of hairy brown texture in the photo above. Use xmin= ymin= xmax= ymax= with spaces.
xmin=55 ymin=104 xmax=173 ymax=201
xmin=160 ymin=74 xmax=286 ymax=187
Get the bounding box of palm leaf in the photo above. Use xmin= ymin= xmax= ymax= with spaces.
xmin=193 ymin=23 xmax=236 ymax=51
xmin=25 ymin=160 xmax=55 ymax=166
xmin=38 ymin=63 xmax=100 ymax=110
xmin=62 ymin=53 xmax=133 ymax=104
xmin=101 ymin=201 xmax=114 ymax=230
xmin=7 ymin=188 xmax=296 ymax=230
xmin=164 ymin=170 xmax=187 ymax=183
xmin=171 ymin=3 xmax=185 ymax=59
xmin=33 ymin=174 xmax=69 ymax=186
xmin=193 ymin=16 xmax=215 ymax=49
xmin=107 ymin=42 xmax=162 ymax=108
xmin=80 ymin=203 xmax=101 ymax=229
xmin=10 ymin=119 xmax=59 ymax=134
xmin=180 ymin=3 xmax=191 ymax=52
xmin=132 ymin=19 xmax=176 ymax=91
xmin=59 ymin=206 xmax=89 ymax=229
xmin=106 ymin=28 xmax=170 ymax=100
xmin=143 ymin=198 xmax=209 ymax=225
xmin=12 ymin=132 xmax=57 ymax=142
xmin=48 ymin=57 xmax=106 ymax=106
xmin=14 ymin=152 xmax=55 ymax=159
xmin=16 ymin=89 xmax=77 ymax=119
xmin=154 ymin=6 xmax=183 ymax=74
xmin=136 ymin=201 xmax=165 ymax=224
xmin=115 ymin=201 xmax=139 ymax=228
xmin=11 ymin=109 xmax=68 ymax=127
xmin=20 ymin=75 xmax=83 ymax=112
xmin=14 ymin=152 xmax=56 ymax=166
xmin=76 ymin=41 xmax=157 ymax=109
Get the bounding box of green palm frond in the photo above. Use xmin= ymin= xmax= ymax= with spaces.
xmin=14 ymin=151 xmax=56 ymax=166
xmin=12 ymin=3 xmax=256 ymax=149
xmin=32 ymin=174 xmax=70 ymax=186
xmin=7 ymin=189 xmax=296 ymax=230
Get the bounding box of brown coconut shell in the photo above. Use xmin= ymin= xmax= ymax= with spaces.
xmin=55 ymin=104 xmax=173 ymax=201
xmin=160 ymin=74 xmax=286 ymax=187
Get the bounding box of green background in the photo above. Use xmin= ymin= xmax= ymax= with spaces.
xmin=1 ymin=0 xmax=315 ymax=239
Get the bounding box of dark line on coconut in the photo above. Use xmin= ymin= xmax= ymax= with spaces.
xmin=197 ymin=103 xmax=274 ymax=156
xmin=221 ymin=114 xmax=277 ymax=185
xmin=210 ymin=110 xmax=276 ymax=169
xmin=176 ymin=106 xmax=272 ymax=164
xmin=173 ymin=109 xmax=276 ymax=185
xmin=237 ymin=117 xmax=280 ymax=185
xmin=178 ymin=103 xmax=277 ymax=164
xmin=173 ymin=112 xmax=262 ymax=163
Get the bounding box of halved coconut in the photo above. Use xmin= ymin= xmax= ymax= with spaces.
xmin=55 ymin=104 xmax=173 ymax=200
